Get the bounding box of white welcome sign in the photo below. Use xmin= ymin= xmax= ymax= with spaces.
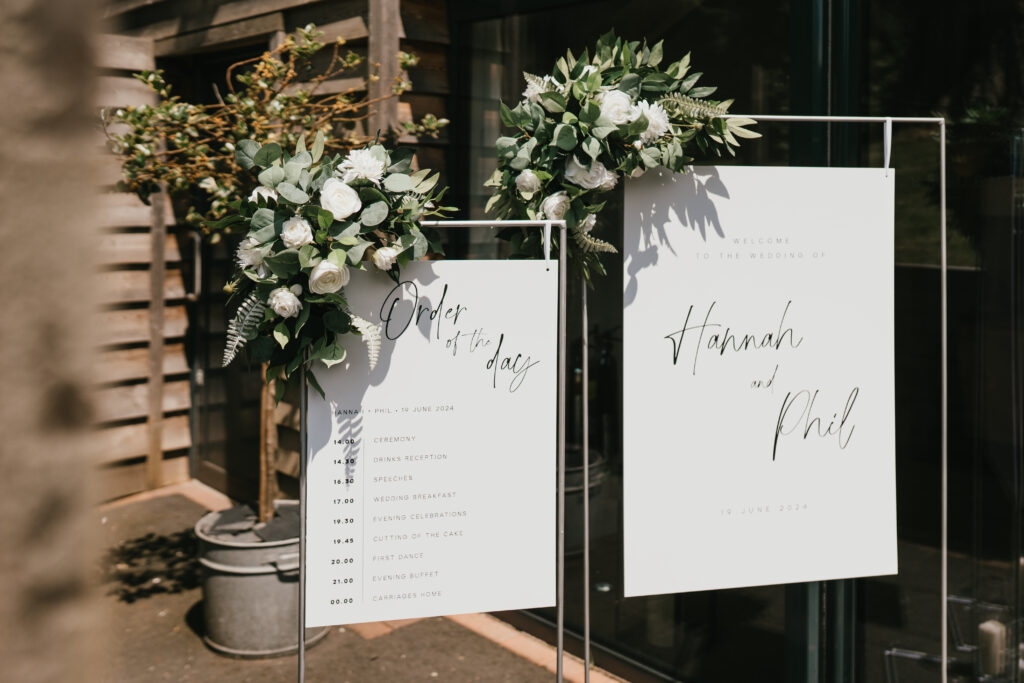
xmin=623 ymin=166 xmax=897 ymax=597
xmin=305 ymin=260 xmax=557 ymax=626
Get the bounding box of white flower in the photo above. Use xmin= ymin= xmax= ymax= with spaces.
xmin=199 ymin=177 xmax=218 ymax=193
xmin=599 ymin=171 xmax=619 ymax=192
xmin=539 ymin=191 xmax=570 ymax=221
xmin=565 ymin=156 xmax=617 ymax=191
xmin=235 ymin=237 xmax=264 ymax=268
xmin=269 ymin=286 xmax=302 ymax=318
xmin=581 ymin=214 xmax=597 ymax=233
xmin=632 ymin=100 xmax=671 ymax=142
xmin=579 ymin=65 xmax=598 ymax=79
xmin=249 ymin=186 xmax=278 ymax=203
xmin=338 ymin=149 xmax=386 ymax=184
xmin=320 ymin=178 xmax=361 ymax=221
xmin=308 ymin=260 xmax=350 ymax=294
xmin=597 ymin=89 xmax=633 ymax=125
xmin=280 ymin=216 xmax=313 ymax=249
xmin=372 ymin=246 xmax=400 ymax=271
xmin=515 ymin=169 xmax=541 ymax=195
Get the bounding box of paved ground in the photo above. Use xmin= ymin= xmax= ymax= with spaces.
xmin=95 ymin=493 xmax=554 ymax=682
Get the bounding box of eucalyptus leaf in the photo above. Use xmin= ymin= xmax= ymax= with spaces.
xmin=253 ymin=142 xmax=282 ymax=168
xmin=273 ymin=322 xmax=289 ymax=349
xmin=249 ymin=208 xmax=278 ymax=242
xmin=327 ymin=249 xmax=349 ymax=268
xmin=360 ymin=201 xmax=388 ymax=227
xmin=258 ymin=165 xmax=284 ymax=188
xmin=317 ymin=208 xmax=334 ymax=231
xmin=235 ymin=140 xmax=261 ymax=170
xmin=347 ymin=240 xmax=372 ymax=264
xmin=276 ymin=182 xmax=309 ymax=204
xmin=383 ymin=173 xmax=415 ymax=193
xmin=311 ymin=130 xmax=326 ymax=163
xmin=298 ymin=244 xmax=321 ymax=269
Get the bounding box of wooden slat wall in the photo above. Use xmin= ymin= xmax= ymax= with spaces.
xmin=109 ymin=0 xmax=452 ymax=501
xmin=94 ymin=33 xmax=191 ymax=500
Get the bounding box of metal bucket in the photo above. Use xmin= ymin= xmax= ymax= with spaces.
xmin=195 ymin=509 xmax=329 ymax=658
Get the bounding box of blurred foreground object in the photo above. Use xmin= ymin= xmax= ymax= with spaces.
xmin=0 ymin=1 xmax=101 ymax=681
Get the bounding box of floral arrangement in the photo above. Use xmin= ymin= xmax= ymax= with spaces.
xmin=102 ymin=24 xmax=448 ymax=240
xmin=486 ymin=30 xmax=759 ymax=278
xmin=221 ymin=134 xmax=454 ymax=398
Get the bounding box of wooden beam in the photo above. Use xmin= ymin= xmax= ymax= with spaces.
xmin=94 ymin=380 xmax=191 ymax=424
xmin=95 ymin=34 xmax=155 ymax=71
xmin=124 ymin=0 xmax=320 ymax=41
xmin=96 ymin=76 xmax=157 ymax=108
xmin=368 ymin=0 xmax=401 ymax=136
xmin=318 ymin=15 xmax=370 ymax=43
xmin=97 ymin=192 xmax=174 ymax=229
xmin=283 ymin=77 xmax=365 ymax=96
xmin=98 ymin=306 xmax=187 ymax=346
xmin=146 ymin=188 xmax=168 ymax=489
xmin=96 ymin=344 xmax=189 ymax=384
xmin=96 ymin=456 xmax=190 ymax=502
xmin=94 ymin=415 xmax=191 ymax=465
xmin=154 ymin=12 xmax=284 ymax=57
xmin=97 ymin=269 xmax=185 ymax=305
xmin=96 ymin=232 xmax=181 ymax=266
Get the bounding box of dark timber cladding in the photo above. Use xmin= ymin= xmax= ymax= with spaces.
xmin=104 ymin=0 xmax=452 ymax=499
xmin=94 ymin=33 xmax=191 ymax=501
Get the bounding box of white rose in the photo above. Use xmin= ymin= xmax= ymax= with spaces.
xmin=632 ymin=100 xmax=671 ymax=142
xmin=268 ymin=286 xmax=302 ymax=318
xmin=320 ymin=177 xmax=362 ymax=221
xmin=308 ymin=260 xmax=350 ymax=294
xmin=280 ymin=216 xmax=313 ymax=249
xmin=249 ymin=186 xmax=278 ymax=203
xmin=515 ymin=169 xmax=541 ymax=195
xmin=372 ymin=246 xmax=400 ymax=271
xmin=597 ymin=89 xmax=633 ymax=125
xmin=235 ymin=237 xmax=264 ymax=268
xmin=598 ymin=170 xmax=618 ymax=192
xmin=565 ymin=156 xmax=615 ymax=191
xmin=539 ymin=191 xmax=570 ymax=221
xmin=581 ymin=214 xmax=597 ymax=233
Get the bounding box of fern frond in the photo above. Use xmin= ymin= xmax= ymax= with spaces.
xmin=572 ymin=227 xmax=618 ymax=255
xmin=523 ymin=72 xmax=548 ymax=91
xmin=659 ymin=93 xmax=730 ymax=121
xmin=222 ymin=292 xmax=265 ymax=367
xmin=350 ymin=315 xmax=382 ymax=371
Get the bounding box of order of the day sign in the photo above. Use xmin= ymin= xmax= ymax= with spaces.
xmin=305 ymin=260 xmax=557 ymax=626
xmin=622 ymin=166 xmax=897 ymax=596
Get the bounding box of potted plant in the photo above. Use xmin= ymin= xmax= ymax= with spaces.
xmin=103 ymin=24 xmax=450 ymax=656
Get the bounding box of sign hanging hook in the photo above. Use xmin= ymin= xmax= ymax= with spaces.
xmin=883 ymin=117 xmax=893 ymax=178
xmin=543 ymin=221 xmax=552 ymax=271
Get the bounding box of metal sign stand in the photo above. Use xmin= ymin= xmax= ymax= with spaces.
xmin=574 ymin=113 xmax=947 ymax=683
xmin=297 ymin=220 xmax=569 ymax=683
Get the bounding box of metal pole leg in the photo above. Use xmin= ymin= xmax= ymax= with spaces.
xmin=299 ymin=364 xmax=308 ymax=683
xmin=582 ymin=285 xmax=591 ymax=683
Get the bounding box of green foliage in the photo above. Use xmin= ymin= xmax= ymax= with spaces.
xmin=485 ymin=30 xmax=760 ymax=280
xmin=101 ymin=24 xmax=449 ymax=242
xmin=222 ymin=139 xmax=454 ymax=399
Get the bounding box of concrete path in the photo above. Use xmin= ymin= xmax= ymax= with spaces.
xmin=96 ymin=482 xmax=622 ymax=683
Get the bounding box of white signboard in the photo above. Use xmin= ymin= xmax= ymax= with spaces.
xmin=623 ymin=166 xmax=897 ymax=597
xmin=305 ymin=260 xmax=557 ymax=626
